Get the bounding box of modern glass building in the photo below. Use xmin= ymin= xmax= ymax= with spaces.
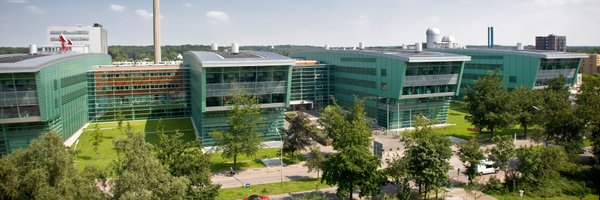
xmin=431 ymin=49 xmax=588 ymax=95
xmin=0 ymin=53 xmax=111 ymax=154
xmin=289 ymin=50 xmax=470 ymax=129
xmin=183 ymin=51 xmax=295 ymax=146
xmin=290 ymin=61 xmax=333 ymax=111
xmin=87 ymin=65 xmax=190 ymax=121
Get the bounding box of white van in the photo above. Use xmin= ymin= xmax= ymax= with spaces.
xmin=477 ymin=160 xmax=498 ymax=175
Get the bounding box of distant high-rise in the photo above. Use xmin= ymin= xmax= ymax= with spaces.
xmin=580 ymin=54 xmax=600 ymax=74
xmin=535 ymin=34 xmax=566 ymax=52
xmin=47 ymin=23 xmax=108 ymax=54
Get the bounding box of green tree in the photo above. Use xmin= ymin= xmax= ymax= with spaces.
xmin=319 ymin=98 xmax=383 ymax=199
xmin=384 ymin=157 xmax=412 ymax=200
xmin=575 ymin=74 xmax=600 ymax=196
xmin=116 ymin=109 xmax=125 ymax=129
xmin=90 ymin=123 xmax=103 ymax=159
xmin=210 ymin=87 xmax=265 ymax=170
xmin=156 ymin=130 xmax=220 ymax=199
xmin=487 ymin=135 xmax=515 ymax=174
xmin=464 ymin=74 xmax=513 ymax=137
xmin=111 ymin=130 xmax=189 ymax=199
xmin=402 ymin=116 xmax=452 ymax=199
xmin=510 ymin=87 xmax=542 ymax=138
xmin=0 ymin=133 xmax=106 ymax=200
xmin=283 ymin=112 xmax=317 ymax=157
xmin=540 ymin=76 xmax=584 ymax=155
xmin=457 ymin=138 xmax=485 ymax=184
xmin=304 ymin=146 xmax=325 ymax=180
xmin=514 ymin=146 xmax=567 ymax=193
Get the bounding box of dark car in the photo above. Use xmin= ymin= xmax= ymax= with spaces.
xmin=243 ymin=195 xmax=269 ymax=200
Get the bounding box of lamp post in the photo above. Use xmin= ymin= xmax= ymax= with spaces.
xmin=519 ymin=190 xmax=524 ymax=200
xmin=275 ymin=127 xmax=284 ymax=188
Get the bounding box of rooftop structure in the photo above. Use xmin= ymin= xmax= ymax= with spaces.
xmin=580 ymin=54 xmax=600 ymax=74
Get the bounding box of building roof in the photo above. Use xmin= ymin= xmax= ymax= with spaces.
xmin=185 ymin=50 xmax=295 ymax=67
xmin=434 ymin=48 xmax=587 ymax=59
xmin=0 ymin=53 xmax=108 ymax=73
xmin=91 ymin=64 xmax=186 ymax=72
xmin=293 ymin=50 xmax=471 ymax=63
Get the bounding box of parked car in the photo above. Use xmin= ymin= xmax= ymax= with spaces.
xmin=477 ymin=160 xmax=499 ymax=175
xmin=244 ymin=195 xmax=269 ymax=200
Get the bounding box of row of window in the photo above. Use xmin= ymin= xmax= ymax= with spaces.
xmin=340 ymin=57 xmax=377 ymax=63
xmin=61 ymin=74 xmax=87 ymax=88
xmin=49 ymin=30 xmax=89 ymax=35
xmin=61 ymin=88 xmax=87 ymax=105
xmin=50 ymin=37 xmax=89 ymax=42
xmin=334 ymin=66 xmax=377 ymax=75
xmin=97 ymin=72 xmax=181 ymax=78
xmin=462 ymin=73 xmax=503 ymax=80
xmin=334 ymin=77 xmax=376 ymax=88
xmin=100 ymin=84 xmax=185 ymax=91
xmin=464 ymin=63 xmax=503 ymax=71
xmin=206 ymin=71 xmax=287 ymax=84
xmin=539 ymin=58 xmax=579 ymax=70
xmin=205 ymin=93 xmax=286 ymax=107
xmin=402 ymin=85 xmax=456 ymax=95
xmin=405 ymin=65 xmax=461 ymax=76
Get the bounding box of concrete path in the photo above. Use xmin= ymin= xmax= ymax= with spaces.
xmin=212 ymin=162 xmax=319 ymax=189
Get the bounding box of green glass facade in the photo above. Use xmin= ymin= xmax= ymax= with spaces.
xmin=0 ymin=54 xmax=112 ymax=154
xmin=290 ymin=63 xmax=333 ymax=110
xmin=185 ymin=52 xmax=293 ymax=146
xmin=431 ymin=49 xmax=583 ymax=95
xmin=87 ymin=66 xmax=190 ymax=121
xmin=290 ymin=50 xmax=467 ymax=129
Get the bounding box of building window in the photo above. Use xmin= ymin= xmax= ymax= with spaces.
xmin=381 ymin=83 xmax=387 ymax=91
xmin=381 ymin=69 xmax=387 ymax=77
xmin=509 ymin=76 xmax=516 ymax=83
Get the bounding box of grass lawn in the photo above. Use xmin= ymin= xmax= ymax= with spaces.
xmin=210 ymin=148 xmax=305 ymax=172
xmin=216 ymin=178 xmax=328 ymax=200
xmin=432 ymin=101 xmax=542 ymax=140
xmin=492 ymin=194 xmax=598 ymax=200
xmin=74 ymin=118 xmax=196 ymax=171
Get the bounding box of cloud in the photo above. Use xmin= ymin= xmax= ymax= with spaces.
xmin=110 ymin=4 xmax=126 ymax=12
xmin=525 ymin=0 xmax=583 ymax=7
xmin=185 ymin=3 xmax=192 ymax=8
xmin=26 ymin=5 xmax=46 ymax=14
xmin=350 ymin=15 xmax=371 ymax=29
xmin=5 ymin=0 xmax=27 ymax=3
xmin=206 ymin=11 xmax=230 ymax=24
xmin=135 ymin=9 xmax=164 ymax=20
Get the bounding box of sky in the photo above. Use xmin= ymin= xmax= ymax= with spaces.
xmin=1 ymin=0 xmax=599 ymax=47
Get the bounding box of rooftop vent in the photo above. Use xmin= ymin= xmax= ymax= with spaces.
xmin=358 ymin=42 xmax=364 ymax=50
xmin=324 ymin=44 xmax=330 ymax=50
xmin=231 ymin=43 xmax=239 ymax=54
xmin=517 ymin=43 xmax=524 ymax=51
xmin=415 ymin=42 xmax=423 ymax=53
xmin=29 ymin=44 xmax=37 ymax=55
xmin=211 ymin=43 xmax=218 ymax=51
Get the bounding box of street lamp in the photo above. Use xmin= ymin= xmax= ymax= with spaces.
xmin=274 ymin=127 xmax=284 ymax=188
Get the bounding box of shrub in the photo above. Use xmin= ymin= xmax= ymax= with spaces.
xmin=484 ymin=176 xmax=506 ymax=194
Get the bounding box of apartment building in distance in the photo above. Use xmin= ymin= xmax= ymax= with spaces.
xmin=536 ymin=34 xmax=567 ymax=52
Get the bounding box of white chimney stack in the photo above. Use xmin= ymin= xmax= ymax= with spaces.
xmin=415 ymin=42 xmax=423 ymax=52
xmin=358 ymin=42 xmax=364 ymax=50
xmin=153 ymin=0 xmax=161 ymax=64
xmin=324 ymin=44 xmax=330 ymax=50
xmin=231 ymin=43 xmax=239 ymax=54
xmin=29 ymin=44 xmax=38 ymax=55
xmin=211 ymin=43 xmax=218 ymax=51
xmin=402 ymin=44 xmax=407 ymax=50
xmin=517 ymin=42 xmax=524 ymax=51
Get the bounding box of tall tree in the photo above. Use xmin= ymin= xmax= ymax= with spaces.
xmin=156 ymin=130 xmax=221 ymax=199
xmin=540 ymin=76 xmax=584 ymax=155
xmin=464 ymin=74 xmax=513 ymax=137
xmin=319 ymin=98 xmax=383 ymax=199
xmin=283 ymin=112 xmax=317 ymax=156
xmin=111 ymin=130 xmax=189 ymax=199
xmin=384 ymin=157 xmax=412 ymax=200
xmin=515 ymin=146 xmax=567 ymax=192
xmin=210 ymin=87 xmax=265 ymax=170
xmin=487 ymin=135 xmax=515 ymax=174
xmin=457 ymin=138 xmax=485 ymax=184
xmin=0 ymin=133 xmax=106 ymax=199
xmin=90 ymin=123 xmax=104 ymax=159
xmin=402 ymin=116 xmax=453 ymax=199
xmin=575 ymin=74 xmax=600 ymax=197
xmin=304 ymin=146 xmax=325 ymax=180
xmin=510 ymin=87 xmax=542 ymax=138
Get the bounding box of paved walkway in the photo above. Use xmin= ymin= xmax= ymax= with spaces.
xmin=212 ymin=162 xmax=319 ymax=189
